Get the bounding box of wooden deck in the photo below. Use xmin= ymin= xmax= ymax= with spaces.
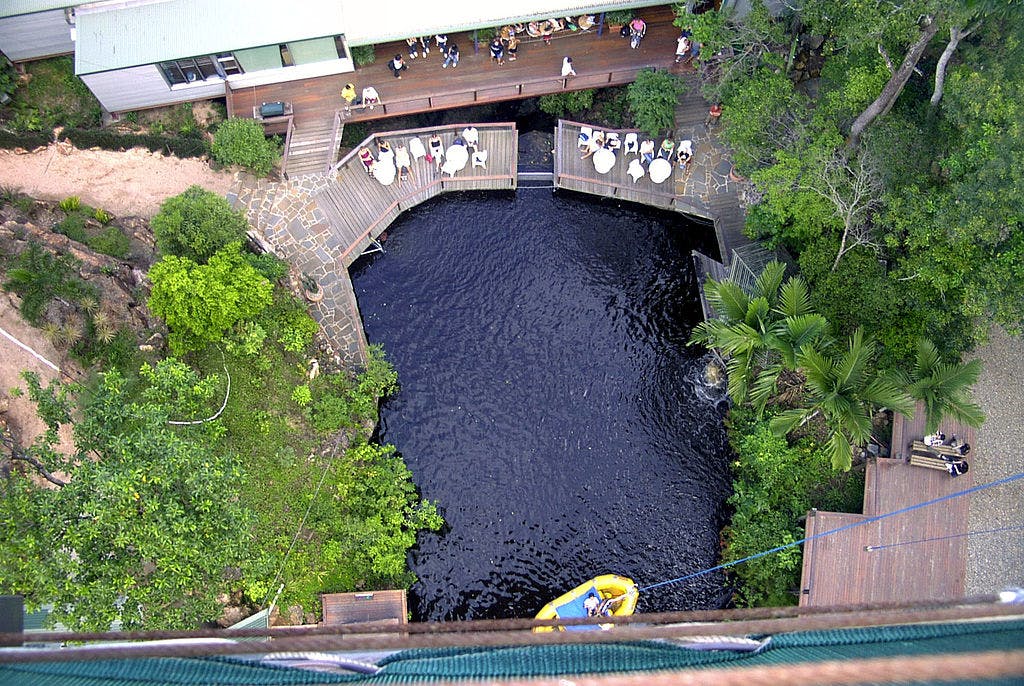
xmin=554 ymin=118 xmax=711 ymax=218
xmin=799 ymin=406 xmax=976 ymax=607
xmin=321 ymin=590 xmax=407 ymax=626
xmin=226 ymin=5 xmax=682 ymax=128
xmin=321 ymin=122 xmax=517 ymax=267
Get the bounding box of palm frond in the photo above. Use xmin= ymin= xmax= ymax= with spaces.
xmin=706 ymin=279 xmax=749 ymax=323
xmin=914 ymin=338 xmax=942 ymax=379
xmin=834 ymin=328 xmax=873 ymax=389
xmin=749 ymin=363 xmax=783 ymax=415
xmin=827 ymin=429 xmax=854 ymax=472
xmin=796 ymin=345 xmax=835 ymax=396
xmin=860 ymin=378 xmax=916 ymax=418
xmin=752 ymin=261 xmax=786 ymax=304
xmin=769 ymin=407 xmax=811 ymax=437
xmin=776 ymin=277 xmax=813 ymax=318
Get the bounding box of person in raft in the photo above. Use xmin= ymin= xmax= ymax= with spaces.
xmin=583 ymin=591 xmax=601 ymax=616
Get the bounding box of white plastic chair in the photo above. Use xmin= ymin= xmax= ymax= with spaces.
xmin=408 ymin=136 xmax=427 ymax=160
xmin=624 ymin=132 xmax=639 ymax=155
xmin=472 ymin=150 xmax=488 ymax=169
xmin=627 ymin=158 xmax=645 ymax=183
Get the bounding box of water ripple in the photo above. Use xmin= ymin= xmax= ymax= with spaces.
xmin=352 ymin=191 xmax=731 ymax=621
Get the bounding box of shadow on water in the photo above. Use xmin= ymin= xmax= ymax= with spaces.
xmin=351 ymin=190 xmax=732 ymax=621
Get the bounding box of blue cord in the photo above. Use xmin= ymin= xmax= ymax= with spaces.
xmin=638 ymin=470 xmax=1024 ymax=593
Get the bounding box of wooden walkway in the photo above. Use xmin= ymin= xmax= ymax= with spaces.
xmin=226 ymin=6 xmax=682 ymax=128
xmin=799 ymin=405 xmax=975 ymax=607
xmin=322 ymin=122 xmax=517 ymax=267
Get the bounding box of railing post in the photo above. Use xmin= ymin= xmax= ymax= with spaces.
xmin=597 ymin=12 xmax=605 ymax=36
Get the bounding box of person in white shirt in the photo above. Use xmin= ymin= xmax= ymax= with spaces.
xmin=561 ymin=56 xmax=576 ymax=77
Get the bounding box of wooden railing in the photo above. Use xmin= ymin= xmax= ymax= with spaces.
xmin=331 ymin=122 xmax=517 ymax=264
xmin=324 ymin=110 xmax=344 ymax=174
xmin=279 ymin=116 xmax=295 ymax=179
xmin=342 ymin=68 xmax=644 ymax=121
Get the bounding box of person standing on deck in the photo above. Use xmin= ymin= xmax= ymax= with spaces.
xmin=489 ymin=37 xmax=505 ymax=66
xmin=340 ymin=83 xmax=357 ymax=113
xmin=389 ymin=54 xmax=408 ymax=79
xmin=442 ymin=42 xmax=460 ymax=69
xmin=561 ymin=56 xmax=576 ymax=77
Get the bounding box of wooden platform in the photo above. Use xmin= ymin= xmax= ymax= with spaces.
xmin=321 ymin=590 xmax=407 ymax=626
xmin=799 ymin=406 xmax=976 ymax=607
xmin=319 ymin=122 xmax=517 ymax=267
xmin=554 ymin=119 xmax=710 ymax=217
xmin=226 ymin=6 xmax=682 ymax=128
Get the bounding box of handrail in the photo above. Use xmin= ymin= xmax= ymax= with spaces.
xmin=280 ymin=116 xmax=295 ymax=179
xmin=342 ymin=67 xmax=645 ymax=121
xmin=337 ymin=172 xmax=515 ymax=264
xmin=324 ymin=110 xmax=344 ymax=174
xmin=332 ymin=122 xmax=517 ymax=174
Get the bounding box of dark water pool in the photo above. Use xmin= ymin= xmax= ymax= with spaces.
xmin=351 ymin=190 xmax=732 ymax=621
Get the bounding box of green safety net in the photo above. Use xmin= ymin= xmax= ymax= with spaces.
xmin=2 ymin=618 xmax=1022 ymax=686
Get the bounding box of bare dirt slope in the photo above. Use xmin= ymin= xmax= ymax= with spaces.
xmin=0 ymin=143 xmax=236 ymax=219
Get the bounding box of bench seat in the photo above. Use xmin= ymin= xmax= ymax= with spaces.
xmin=909 ymin=453 xmax=952 ymax=471
xmin=911 ymin=440 xmax=966 ymax=459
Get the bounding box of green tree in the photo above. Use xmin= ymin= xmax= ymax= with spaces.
xmin=891 ymin=338 xmax=985 ymax=434
xmin=0 ymin=365 xmax=250 ymax=631
xmin=151 ymin=185 xmax=250 ymax=263
xmin=770 ymin=329 xmax=916 ymax=471
xmin=211 ymin=117 xmax=280 ymax=176
xmin=690 ymin=261 xmax=829 ymax=412
xmin=148 ymin=242 xmax=273 ymax=354
xmin=626 ymin=68 xmax=686 ymax=136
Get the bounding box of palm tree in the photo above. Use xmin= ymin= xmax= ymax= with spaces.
xmin=691 ymin=261 xmax=829 ymax=413
xmin=770 ymin=328 xmax=916 ymax=471
xmin=892 ymin=338 xmax=985 ymax=434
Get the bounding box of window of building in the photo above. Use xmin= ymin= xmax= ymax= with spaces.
xmin=159 ymin=56 xmax=220 ymax=86
xmin=216 ymin=53 xmax=243 ymax=76
xmin=279 ymin=44 xmax=294 ymax=67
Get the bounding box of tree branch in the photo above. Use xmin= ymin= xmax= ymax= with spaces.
xmin=930 ymin=21 xmax=981 ymax=107
xmin=1 ymin=431 xmax=67 ymax=487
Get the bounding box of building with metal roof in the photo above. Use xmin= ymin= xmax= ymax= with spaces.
xmin=0 ymin=0 xmax=655 ymax=113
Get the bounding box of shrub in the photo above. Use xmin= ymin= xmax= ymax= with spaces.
xmin=627 ymin=68 xmax=686 ymax=136
xmin=605 ymin=9 xmax=635 ymax=25
xmin=211 ymin=117 xmax=279 ymax=176
xmin=61 ymin=128 xmax=209 ymax=158
xmin=291 ymin=384 xmax=312 ymax=407
xmin=54 ymin=213 xmax=88 ymax=242
xmin=93 ymin=207 xmax=113 ymax=224
xmin=538 ymin=89 xmax=596 ymax=118
xmin=87 ymin=226 xmax=131 ymax=258
xmin=59 ymin=196 xmax=81 ymax=212
xmin=3 ymin=242 xmax=94 ymax=324
xmin=151 ymin=185 xmax=249 ymax=263
xmin=351 ymin=45 xmax=377 ymax=67
xmin=0 ymin=128 xmax=50 ymax=150
xmin=244 ymin=252 xmax=289 ymax=282
xmin=147 ymin=242 xmax=273 ymax=354
xmin=277 ymin=309 xmax=318 ymax=354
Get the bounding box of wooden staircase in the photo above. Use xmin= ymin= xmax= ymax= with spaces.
xmin=283 ymin=115 xmax=342 ymax=179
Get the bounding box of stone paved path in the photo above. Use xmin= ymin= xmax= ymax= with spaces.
xmin=228 ymin=172 xmax=368 ymax=366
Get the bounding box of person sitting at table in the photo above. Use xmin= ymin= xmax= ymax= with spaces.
xmin=395 ymin=145 xmax=414 ymax=183
xmin=676 ymin=139 xmax=694 ymax=172
xmin=376 ymin=138 xmax=394 ymax=165
xmin=657 ymin=138 xmax=675 ymax=160
xmin=427 ymin=134 xmax=444 ymax=169
xmin=580 ymin=131 xmax=605 ymax=159
xmin=639 ymin=139 xmax=655 ymax=165
xmin=358 ymin=147 xmax=376 ymax=174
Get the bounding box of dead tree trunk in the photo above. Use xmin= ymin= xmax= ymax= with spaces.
xmin=930 ymin=23 xmax=980 ymax=107
xmin=848 ymin=18 xmax=939 ymax=148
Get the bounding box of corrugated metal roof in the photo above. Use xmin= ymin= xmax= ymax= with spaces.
xmin=0 ymin=1 xmax=75 ymax=19
xmin=74 ymin=0 xmax=347 ymax=74
xmin=73 ymin=0 xmax=654 ymax=74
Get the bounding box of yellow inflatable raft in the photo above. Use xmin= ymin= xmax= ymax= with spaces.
xmin=534 ymin=574 xmax=639 ymax=632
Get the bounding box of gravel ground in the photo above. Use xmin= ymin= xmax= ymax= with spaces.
xmin=966 ymin=326 xmax=1024 ymax=595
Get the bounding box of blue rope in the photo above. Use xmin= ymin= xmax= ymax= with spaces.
xmin=638 ymin=470 xmax=1024 ymax=593
xmin=864 ymin=524 xmax=1024 ymax=551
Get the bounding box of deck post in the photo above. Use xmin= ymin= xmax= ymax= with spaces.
xmin=597 ymin=12 xmax=605 ymax=36
xmin=473 ymin=30 xmax=479 ymax=54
